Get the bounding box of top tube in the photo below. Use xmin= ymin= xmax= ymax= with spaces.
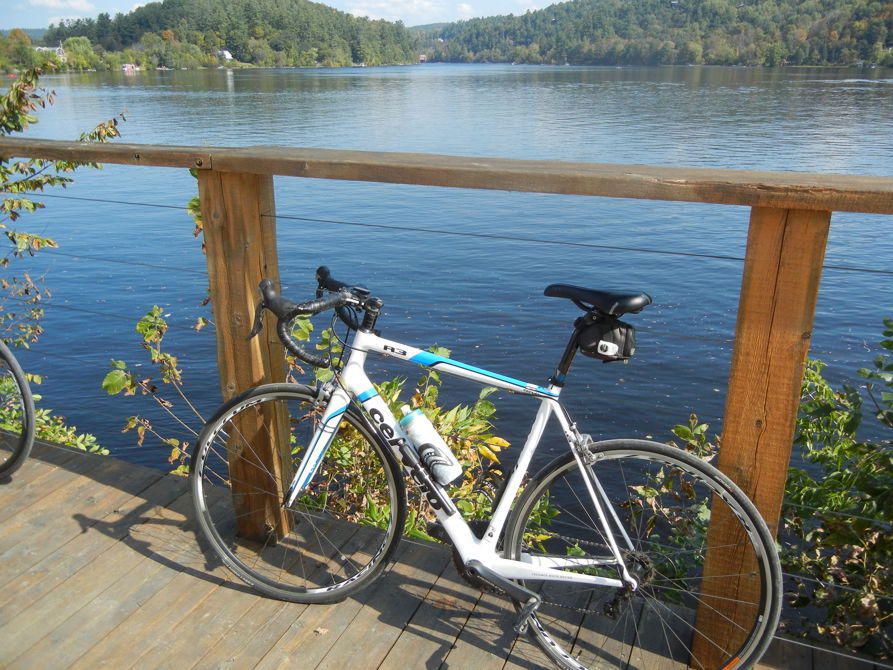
xmin=354 ymin=331 xmax=559 ymax=399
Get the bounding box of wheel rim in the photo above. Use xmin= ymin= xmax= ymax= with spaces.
xmin=508 ymin=444 xmax=778 ymax=670
xmin=0 ymin=349 xmax=33 ymax=475
xmin=193 ymin=390 xmax=403 ymax=599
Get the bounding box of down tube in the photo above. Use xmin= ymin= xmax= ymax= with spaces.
xmin=342 ymin=360 xmax=461 ymax=520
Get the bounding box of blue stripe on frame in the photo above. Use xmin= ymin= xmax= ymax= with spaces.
xmin=409 ymin=351 xmax=556 ymax=397
xmin=324 ymin=404 xmax=348 ymax=422
xmin=357 ymin=388 xmax=379 ymax=402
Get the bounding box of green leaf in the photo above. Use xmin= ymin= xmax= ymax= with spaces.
xmin=102 ymin=369 xmax=130 ymax=395
xmin=672 ymin=425 xmax=693 ymax=440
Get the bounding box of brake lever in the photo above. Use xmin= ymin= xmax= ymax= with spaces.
xmin=247 ymin=299 xmax=266 ymax=340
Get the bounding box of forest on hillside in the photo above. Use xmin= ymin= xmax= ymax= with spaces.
xmin=421 ymin=0 xmax=893 ymax=66
xmin=37 ymin=0 xmax=417 ymax=69
xmin=2 ymin=0 xmax=891 ymax=70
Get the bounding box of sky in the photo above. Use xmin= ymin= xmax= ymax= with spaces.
xmin=1 ymin=0 xmax=541 ymax=30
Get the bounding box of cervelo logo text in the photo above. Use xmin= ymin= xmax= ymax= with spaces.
xmin=368 ymin=407 xmax=455 ymax=516
xmin=369 ymin=407 xmax=405 ymax=449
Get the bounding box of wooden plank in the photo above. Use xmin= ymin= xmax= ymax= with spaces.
xmin=0 ymin=443 xmax=97 ymax=515
xmin=443 ymin=588 xmax=518 ymax=667
xmin=316 ymin=539 xmax=450 ymax=668
xmin=198 ymin=169 xmax=290 ymax=542
xmin=2 ymin=137 xmax=893 ymax=214
xmin=8 ymin=492 xmax=201 ymax=670
xmin=185 ymin=516 xmax=362 ymax=669
xmin=0 ymin=473 xmax=186 ymax=626
xmin=379 ymin=542 xmax=476 ymax=668
xmin=69 ymin=559 xmax=231 ymax=670
xmin=27 ymin=439 xmax=83 ymax=467
xmin=0 ymin=453 xmax=86 ymax=524
xmin=251 ymin=541 xmax=409 ymax=670
xmin=758 ymin=637 xmax=815 ymax=669
xmin=189 ymin=596 xmax=302 ymax=668
xmin=0 ymin=478 xmax=193 ymax=668
xmin=61 ymin=483 xmax=237 ymax=670
xmin=138 ymin=572 xmax=266 ymax=668
xmin=1 ymin=490 xmax=178 ymax=665
xmin=0 ymin=449 xmax=876 ymax=670
xmin=693 ymin=207 xmax=831 ymax=668
xmin=503 ymin=633 xmax=551 ymax=670
xmin=0 ymin=456 xmax=163 ymax=584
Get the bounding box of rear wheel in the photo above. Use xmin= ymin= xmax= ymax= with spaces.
xmin=505 ymin=439 xmax=781 ymax=670
xmin=0 ymin=340 xmax=35 ymax=478
xmin=191 ymin=383 xmax=406 ymax=602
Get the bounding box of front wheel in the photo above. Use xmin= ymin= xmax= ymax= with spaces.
xmin=505 ymin=439 xmax=781 ymax=670
xmin=0 ymin=340 xmax=35 ymax=479
xmin=190 ymin=383 xmax=406 ymax=603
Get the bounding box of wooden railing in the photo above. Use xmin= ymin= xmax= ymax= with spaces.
xmin=3 ymin=136 xmax=892 ymax=665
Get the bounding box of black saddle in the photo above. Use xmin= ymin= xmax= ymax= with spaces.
xmin=545 ymin=284 xmax=652 ymax=316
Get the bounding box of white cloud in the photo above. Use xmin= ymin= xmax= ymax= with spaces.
xmin=345 ymin=0 xmax=447 ymax=25
xmin=31 ymin=0 xmax=95 ymax=11
xmin=457 ymin=3 xmax=475 ymax=18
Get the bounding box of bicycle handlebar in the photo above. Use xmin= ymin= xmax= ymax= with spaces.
xmin=316 ymin=266 xmax=364 ymax=330
xmin=248 ymin=268 xmax=374 ymax=369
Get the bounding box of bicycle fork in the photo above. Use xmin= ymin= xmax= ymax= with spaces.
xmin=283 ymin=384 xmax=351 ymax=509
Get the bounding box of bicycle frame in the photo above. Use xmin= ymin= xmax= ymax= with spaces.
xmin=287 ymin=327 xmax=638 ymax=590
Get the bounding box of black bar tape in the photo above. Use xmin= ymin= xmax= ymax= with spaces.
xmin=256 ymin=279 xmax=352 ymax=368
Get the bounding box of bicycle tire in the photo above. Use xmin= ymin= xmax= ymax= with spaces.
xmin=0 ymin=340 xmax=36 ymax=479
xmin=190 ymin=383 xmax=406 ymax=603
xmin=505 ymin=438 xmax=781 ymax=670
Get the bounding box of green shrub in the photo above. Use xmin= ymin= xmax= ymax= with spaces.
xmin=781 ymin=318 xmax=892 ymax=658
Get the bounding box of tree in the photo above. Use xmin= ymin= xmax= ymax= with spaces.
xmin=62 ymin=36 xmax=100 ymax=70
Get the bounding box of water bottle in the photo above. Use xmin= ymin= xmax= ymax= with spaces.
xmin=399 ymin=405 xmax=463 ymax=486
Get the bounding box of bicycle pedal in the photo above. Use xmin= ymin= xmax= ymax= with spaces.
xmin=514 ymin=597 xmax=540 ymax=635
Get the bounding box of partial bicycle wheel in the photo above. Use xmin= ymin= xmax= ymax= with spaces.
xmin=505 ymin=438 xmax=781 ymax=670
xmin=0 ymin=340 xmax=36 ymax=479
xmin=191 ymin=383 xmax=406 ymax=603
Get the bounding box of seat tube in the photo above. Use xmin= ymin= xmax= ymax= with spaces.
xmin=483 ymin=397 xmax=556 ymax=547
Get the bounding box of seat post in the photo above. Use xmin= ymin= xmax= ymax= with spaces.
xmin=549 ymin=318 xmax=586 ymax=387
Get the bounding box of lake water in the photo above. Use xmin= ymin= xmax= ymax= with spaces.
xmin=10 ymin=63 xmax=893 ymax=469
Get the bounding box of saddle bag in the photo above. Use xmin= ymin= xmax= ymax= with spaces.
xmin=578 ymin=317 xmax=637 ymax=362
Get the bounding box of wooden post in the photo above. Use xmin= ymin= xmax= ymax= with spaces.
xmin=197 ymin=170 xmax=289 ymax=541
xmin=692 ymin=206 xmax=831 ymax=665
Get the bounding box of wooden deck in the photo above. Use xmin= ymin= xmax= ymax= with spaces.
xmin=0 ymin=442 xmax=883 ymax=670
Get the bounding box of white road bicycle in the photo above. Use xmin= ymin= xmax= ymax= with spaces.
xmin=190 ymin=267 xmax=782 ymax=670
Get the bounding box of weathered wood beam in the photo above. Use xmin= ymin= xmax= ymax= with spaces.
xmin=720 ymin=207 xmax=831 ymax=531
xmin=2 ymin=137 xmax=892 ymax=214
xmin=198 ymin=169 xmax=289 ymax=541
xmin=693 ymin=206 xmax=831 ymax=667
